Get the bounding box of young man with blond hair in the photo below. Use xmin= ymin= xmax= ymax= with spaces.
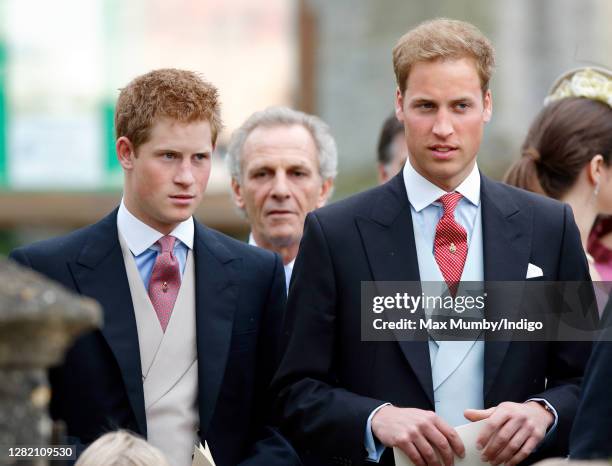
xmin=273 ymin=18 xmax=592 ymax=466
xmin=11 ymin=69 xmax=299 ymax=466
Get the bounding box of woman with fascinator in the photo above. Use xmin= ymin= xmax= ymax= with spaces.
xmin=504 ymin=67 xmax=612 ymax=284
xmin=505 ymin=67 xmax=612 ymax=460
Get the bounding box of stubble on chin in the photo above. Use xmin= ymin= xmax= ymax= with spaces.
xmin=261 ymin=224 xmax=300 ymax=249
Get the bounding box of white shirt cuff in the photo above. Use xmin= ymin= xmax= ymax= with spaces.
xmin=526 ymin=398 xmax=558 ymax=441
xmin=365 ymin=403 xmax=391 ymax=462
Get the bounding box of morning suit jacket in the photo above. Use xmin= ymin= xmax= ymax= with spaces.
xmin=570 ymin=309 xmax=612 ymax=459
xmin=10 ymin=209 xmax=300 ymax=466
xmin=272 ymin=172 xmax=594 ymax=466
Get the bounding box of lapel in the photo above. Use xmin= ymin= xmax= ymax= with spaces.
xmin=480 ymin=176 xmax=533 ymax=400
xmin=432 ymin=340 xmax=479 ymax=391
xmin=68 ymin=209 xmax=147 ymax=436
xmin=118 ymin=230 xmax=163 ymax=381
xmin=193 ymin=222 xmax=240 ymax=434
xmin=356 ymin=174 xmax=434 ymax=406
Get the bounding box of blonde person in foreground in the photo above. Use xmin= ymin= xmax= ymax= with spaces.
xmin=75 ymin=431 xmax=170 ymax=466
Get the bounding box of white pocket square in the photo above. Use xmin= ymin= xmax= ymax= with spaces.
xmin=526 ymin=263 xmax=543 ymax=279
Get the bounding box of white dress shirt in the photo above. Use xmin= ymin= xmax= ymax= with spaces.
xmin=117 ymin=200 xmax=193 ymax=287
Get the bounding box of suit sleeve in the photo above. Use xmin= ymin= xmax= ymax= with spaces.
xmin=570 ymin=311 xmax=612 ymax=459
xmin=530 ymin=203 xmax=596 ymax=456
xmin=9 ymin=247 xmax=34 ymax=268
xmin=272 ymin=212 xmax=385 ymax=464
xmin=239 ymin=252 xmax=302 ymax=466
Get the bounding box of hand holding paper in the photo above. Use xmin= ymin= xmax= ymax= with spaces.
xmin=372 ymin=405 xmax=465 ymax=466
xmin=464 ymin=401 xmax=553 ymax=466
xmin=394 ymin=420 xmax=487 ymax=466
xmin=393 ymin=400 xmax=553 ymax=466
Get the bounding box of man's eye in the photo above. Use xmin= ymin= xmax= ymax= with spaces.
xmin=194 ymin=153 xmax=209 ymax=161
xmin=455 ymin=103 xmax=470 ymax=110
xmin=417 ymin=103 xmax=434 ymax=110
xmin=163 ymin=153 xmax=175 ymax=160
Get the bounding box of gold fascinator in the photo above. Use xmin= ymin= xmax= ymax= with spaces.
xmin=544 ymin=66 xmax=612 ymax=107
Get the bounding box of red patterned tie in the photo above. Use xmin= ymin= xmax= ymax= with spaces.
xmin=148 ymin=235 xmax=181 ymax=332
xmin=434 ymin=193 xmax=468 ymax=296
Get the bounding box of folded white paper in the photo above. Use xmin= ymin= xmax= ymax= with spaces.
xmin=393 ymin=420 xmax=488 ymax=466
xmin=192 ymin=441 xmax=216 ymax=466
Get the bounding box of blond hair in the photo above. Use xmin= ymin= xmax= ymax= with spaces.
xmin=75 ymin=431 xmax=170 ymax=466
xmin=115 ymin=68 xmax=222 ymax=149
xmin=392 ymin=18 xmax=495 ymax=95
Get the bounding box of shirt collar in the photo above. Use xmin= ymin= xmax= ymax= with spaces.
xmin=403 ymin=159 xmax=481 ymax=212
xmin=285 ymin=258 xmax=295 ymax=272
xmin=117 ymin=199 xmax=194 ymax=256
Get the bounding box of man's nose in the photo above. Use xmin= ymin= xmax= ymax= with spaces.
xmin=432 ymin=109 xmax=454 ymax=138
xmin=174 ymin=160 xmax=195 ymax=186
xmin=270 ymin=172 xmax=291 ymax=200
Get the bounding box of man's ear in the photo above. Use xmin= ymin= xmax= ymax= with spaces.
xmin=378 ymin=164 xmax=389 ymax=184
xmin=116 ymin=137 xmax=136 ymax=170
xmin=395 ymin=88 xmax=405 ymax=122
xmin=231 ymin=178 xmax=246 ymax=209
xmin=317 ymin=178 xmax=334 ymax=208
xmin=483 ymin=89 xmax=493 ymax=123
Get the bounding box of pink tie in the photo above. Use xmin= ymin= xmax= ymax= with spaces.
xmin=434 ymin=193 xmax=468 ymax=296
xmin=148 ymin=235 xmax=181 ymax=332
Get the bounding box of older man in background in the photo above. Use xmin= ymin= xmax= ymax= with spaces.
xmin=227 ymin=106 xmax=337 ymax=288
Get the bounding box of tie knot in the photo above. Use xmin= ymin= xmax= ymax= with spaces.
xmin=437 ymin=192 xmax=463 ymax=216
xmin=157 ymin=235 xmax=176 ymax=253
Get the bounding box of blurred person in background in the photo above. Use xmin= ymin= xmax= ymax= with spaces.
xmin=273 ymin=18 xmax=593 ymax=466
xmin=504 ymin=67 xmax=612 ymax=283
xmin=377 ymin=112 xmax=408 ymax=184
xmin=10 ymin=69 xmax=299 ymax=466
xmin=227 ymin=106 xmax=337 ymax=289
xmin=560 ymin=67 xmax=612 ymax=461
xmin=75 ymin=431 xmax=170 ymax=466
xmin=587 ymin=216 xmax=612 ymax=281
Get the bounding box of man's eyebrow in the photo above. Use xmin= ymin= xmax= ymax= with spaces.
xmin=450 ymin=96 xmax=475 ymax=103
xmin=153 ymin=148 xmax=180 ymax=153
xmin=409 ymin=97 xmax=435 ymax=103
xmin=288 ymin=161 xmax=312 ymax=169
xmin=247 ymin=164 xmax=272 ymax=173
xmin=247 ymin=160 xmax=272 ymax=169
